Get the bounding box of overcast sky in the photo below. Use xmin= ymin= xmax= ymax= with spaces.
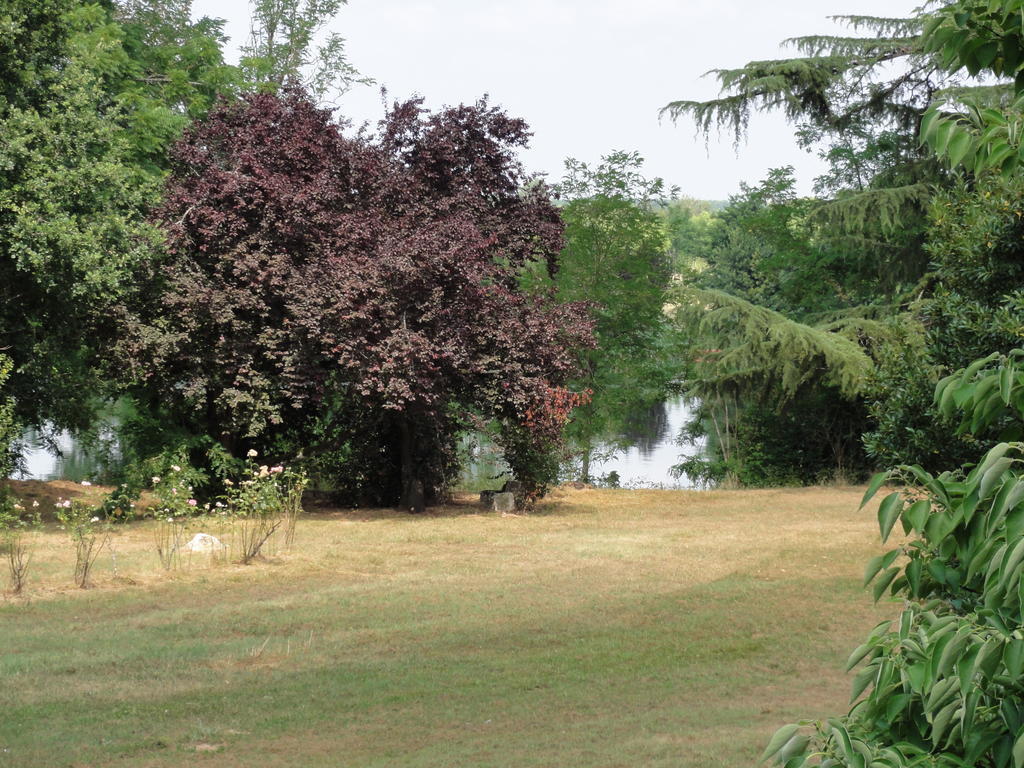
xmin=191 ymin=0 xmax=922 ymax=200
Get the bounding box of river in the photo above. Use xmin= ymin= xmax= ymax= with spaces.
xmin=585 ymin=398 xmax=703 ymax=488
xmin=459 ymin=397 xmax=703 ymax=490
xmin=20 ymin=397 xmax=704 ymax=488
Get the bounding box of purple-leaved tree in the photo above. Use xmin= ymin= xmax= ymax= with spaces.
xmin=123 ymin=90 xmax=593 ymax=507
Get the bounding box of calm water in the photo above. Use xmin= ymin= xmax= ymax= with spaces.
xmin=585 ymin=398 xmax=703 ymax=488
xmin=460 ymin=397 xmax=703 ymax=490
xmin=20 ymin=397 xmax=704 ymax=488
xmin=19 ymin=428 xmax=110 ymax=482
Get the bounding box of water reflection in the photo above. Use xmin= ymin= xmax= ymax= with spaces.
xmin=458 ymin=397 xmax=705 ymax=491
xmin=19 ymin=398 xmax=706 ymax=490
xmin=19 ymin=424 xmax=120 ymax=482
xmin=619 ymin=400 xmax=671 ymax=459
xmin=587 ymin=398 xmax=702 ymax=488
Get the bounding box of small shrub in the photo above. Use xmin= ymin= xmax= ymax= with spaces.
xmin=0 ymin=491 xmax=40 ymax=594
xmin=223 ymin=452 xmax=307 ymax=564
xmin=56 ymin=498 xmax=109 ymax=588
xmin=280 ymin=468 xmax=308 ymax=551
xmin=153 ymin=515 xmax=189 ymax=571
xmin=150 ymin=462 xmax=200 ymax=570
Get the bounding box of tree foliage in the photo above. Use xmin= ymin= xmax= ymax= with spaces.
xmin=123 ymin=90 xmax=592 ymax=505
xmin=662 ymin=196 xmax=719 ymax=272
xmin=542 ymin=151 xmax=678 ymax=477
xmin=657 ymin=5 xmax=1013 ymax=487
xmin=865 ymin=171 xmax=1024 ymax=471
xmin=689 ymin=167 xmax=902 ymax=318
xmin=0 ymin=0 xmax=74 ymax=108
xmin=0 ymin=3 xmax=168 ymax=434
xmin=0 ymin=0 xmax=247 ymax=446
xmin=661 ymin=14 xmax=930 ymax=145
xmin=662 ymin=10 xmax=962 ymax=289
xmin=767 ymin=351 xmax=1024 ymax=768
xmin=762 ymin=7 xmax=1024 ymax=761
xmin=670 ymin=285 xmax=880 ymax=485
xmin=109 ymin=0 xmax=241 ymax=165
xmin=668 ymin=166 xmax=901 ymax=486
xmin=240 ymin=0 xmax=371 ymax=102
xmin=673 ymin=288 xmax=873 ymax=402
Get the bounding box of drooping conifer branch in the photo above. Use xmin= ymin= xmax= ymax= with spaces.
xmin=672 ymin=287 xmax=873 ymax=403
xmin=660 ymin=14 xmax=940 ymax=146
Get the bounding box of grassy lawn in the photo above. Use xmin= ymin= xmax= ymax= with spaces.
xmin=0 ymin=485 xmax=894 ymax=767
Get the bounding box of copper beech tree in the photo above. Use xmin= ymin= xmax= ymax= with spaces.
xmin=123 ymin=90 xmax=593 ymax=508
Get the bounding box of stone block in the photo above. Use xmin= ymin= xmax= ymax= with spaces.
xmin=492 ymin=491 xmax=516 ymax=513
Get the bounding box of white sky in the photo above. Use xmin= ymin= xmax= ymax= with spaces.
xmin=192 ymin=0 xmax=922 ymax=200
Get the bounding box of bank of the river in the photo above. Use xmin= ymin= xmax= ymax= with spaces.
xmin=1 ymin=484 xmax=889 ymax=768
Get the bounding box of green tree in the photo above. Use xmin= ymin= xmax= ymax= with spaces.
xmin=865 ymin=172 xmax=1024 ymax=470
xmin=670 ymin=167 xmax=900 ymax=486
xmin=0 ymin=3 xmax=163 ymax=435
xmin=240 ymin=0 xmax=371 ymax=101
xmin=545 ymin=151 xmax=678 ymax=480
xmin=661 ymin=196 xmax=719 ymax=274
xmin=670 ymin=286 xmax=881 ymax=485
xmin=108 ymin=0 xmax=241 ymax=168
xmin=662 ymin=10 xmax=962 ymax=294
xmin=657 ymin=6 xmax=991 ymax=486
xmin=0 ymin=0 xmax=74 ymax=107
xmin=0 ymin=1 xmax=235 ymax=443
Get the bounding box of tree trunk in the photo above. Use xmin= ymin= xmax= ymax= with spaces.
xmin=580 ymin=444 xmax=591 ymax=483
xmin=398 ymin=415 xmax=424 ymax=513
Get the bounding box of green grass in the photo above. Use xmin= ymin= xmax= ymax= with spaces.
xmin=0 ymin=486 xmax=893 ymax=767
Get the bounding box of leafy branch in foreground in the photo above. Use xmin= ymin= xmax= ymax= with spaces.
xmin=763 ymin=350 xmax=1024 ymax=768
xmin=916 ymin=1 xmax=1024 ymax=174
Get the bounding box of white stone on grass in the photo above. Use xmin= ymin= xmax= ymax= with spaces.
xmin=184 ymin=533 xmax=227 ymax=553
